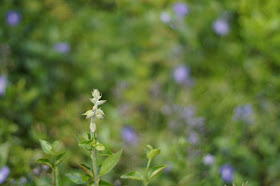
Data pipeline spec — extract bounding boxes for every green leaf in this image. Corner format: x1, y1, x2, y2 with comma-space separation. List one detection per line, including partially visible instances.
98, 150, 113, 157
52, 141, 59, 150
78, 163, 93, 178
147, 149, 160, 160
66, 173, 90, 184
36, 159, 53, 169
78, 140, 92, 151
95, 142, 105, 151
144, 145, 153, 155
148, 165, 167, 180
100, 180, 113, 186
39, 139, 54, 155
55, 152, 68, 166
120, 171, 145, 181
99, 150, 122, 178
76, 134, 87, 143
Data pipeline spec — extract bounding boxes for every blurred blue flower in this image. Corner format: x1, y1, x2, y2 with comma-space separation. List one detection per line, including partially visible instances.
212, 18, 229, 36
219, 164, 234, 183
172, 2, 189, 18
0, 166, 10, 184
173, 65, 191, 85
5, 10, 21, 26
160, 12, 171, 23
32, 167, 40, 175
0, 75, 7, 96
203, 154, 214, 165
121, 126, 138, 145
53, 42, 70, 54
233, 104, 253, 123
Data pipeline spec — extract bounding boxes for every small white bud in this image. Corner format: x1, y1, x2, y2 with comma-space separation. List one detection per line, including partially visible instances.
96, 108, 105, 120
82, 110, 94, 119
97, 100, 106, 106
90, 123, 96, 133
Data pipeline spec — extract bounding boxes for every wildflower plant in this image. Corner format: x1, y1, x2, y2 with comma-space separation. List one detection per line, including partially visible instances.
121, 145, 167, 186
66, 89, 122, 186
36, 140, 68, 186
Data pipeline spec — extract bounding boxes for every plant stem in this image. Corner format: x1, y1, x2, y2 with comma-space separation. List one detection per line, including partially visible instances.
91, 114, 99, 186
52, 166, 60, 186
145, 159, 151, 185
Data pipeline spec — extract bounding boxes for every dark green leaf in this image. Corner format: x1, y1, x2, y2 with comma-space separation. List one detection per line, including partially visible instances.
36, 159, 53, 169
55, 151, 68, 166
78, 163, 93, 178
100, 180, 113, 186
148, 165, 167, 180
121, 171, 145, 181
66, 173, 89, 184
99, 150, 122, 177
147, 149, 160, 160
40, 139, 55, 155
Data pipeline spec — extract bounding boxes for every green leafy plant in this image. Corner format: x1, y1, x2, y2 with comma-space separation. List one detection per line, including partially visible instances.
66, 89, 122, 186
121, 145, 167, 186
37, 140, 68, 186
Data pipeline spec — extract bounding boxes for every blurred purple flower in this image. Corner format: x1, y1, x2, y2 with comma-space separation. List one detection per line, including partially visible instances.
160, 12, 171, 23
212, 18, 229, 36
53, 42, 70, 54
172, 2, 189, 18
0, 166, 10, 184
188, 132, 199, 144
121, 126, 138, 145
203, 154, 214, 165
219, 164, 234, 183
19, 177, 27, 185
41, 165, 49, 171
233, 104, 253, 123
33, 167, 40, 175
0, 75, 7, 96
173, 65, 191, 85
5, 10, 21, 26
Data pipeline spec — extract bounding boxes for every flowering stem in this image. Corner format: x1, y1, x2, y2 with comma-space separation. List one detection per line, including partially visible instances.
90, 114, 99, 186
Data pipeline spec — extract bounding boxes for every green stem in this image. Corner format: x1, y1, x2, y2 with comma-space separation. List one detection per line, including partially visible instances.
52, 166, 60, 186
145, 159, 151, 185
91, 113, 99, 186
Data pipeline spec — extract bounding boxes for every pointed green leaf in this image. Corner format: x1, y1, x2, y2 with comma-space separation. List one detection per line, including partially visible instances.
120, 171, 145, 181
99, 150, 122, 178
78, 140, 92, 151
55, 152, 68, 166
100, 180, 113, 186
66, 173, 90, 184
144, 145, 153, 155
95, 142, 105, 151
148, 165, 167, 180
147, 149, 160, 160
36, 158, 53, 169
52, 141, 59, 150
39, 139, 54, 155
76, 134, 87, 143
78, 163, 93, 178
98, 150, 113, 157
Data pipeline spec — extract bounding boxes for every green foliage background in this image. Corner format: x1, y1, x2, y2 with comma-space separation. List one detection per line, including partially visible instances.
1, 0, 280, 185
